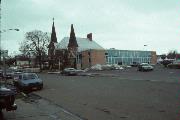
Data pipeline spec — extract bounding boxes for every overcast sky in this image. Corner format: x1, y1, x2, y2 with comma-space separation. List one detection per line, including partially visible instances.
1, 0, 180, 55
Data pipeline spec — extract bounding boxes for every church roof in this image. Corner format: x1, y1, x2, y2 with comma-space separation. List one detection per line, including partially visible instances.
56, 37, 104, 52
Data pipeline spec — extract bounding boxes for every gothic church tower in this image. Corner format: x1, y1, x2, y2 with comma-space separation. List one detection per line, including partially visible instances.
67, 24, 78, 68
48, 18, 57, 69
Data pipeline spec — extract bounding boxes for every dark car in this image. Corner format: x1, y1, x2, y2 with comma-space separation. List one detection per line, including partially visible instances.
0, 84, 17, 111
0, 70, 3, 79
130, 62, 139, 67
167, 60, 180, 69
137, 63, 154, 71
13, 73, 43, 93
4, 69, 14, 79
160, 60, 172, 67
61, 68, 79, 76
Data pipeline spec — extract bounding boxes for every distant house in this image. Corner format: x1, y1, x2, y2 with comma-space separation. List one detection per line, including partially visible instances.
15, 56, 30, 67
15, 54, 38, 68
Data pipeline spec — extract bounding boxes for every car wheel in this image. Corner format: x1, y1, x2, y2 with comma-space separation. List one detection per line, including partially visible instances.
39, 85, 43, 90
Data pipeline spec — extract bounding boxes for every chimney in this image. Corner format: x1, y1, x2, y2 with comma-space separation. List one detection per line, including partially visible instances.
87, 33, 92, 41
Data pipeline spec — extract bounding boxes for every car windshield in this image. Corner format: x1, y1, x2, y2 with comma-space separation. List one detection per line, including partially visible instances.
141, 64, 149, 66
6, 69, 13, 73
23, 74, 38, 80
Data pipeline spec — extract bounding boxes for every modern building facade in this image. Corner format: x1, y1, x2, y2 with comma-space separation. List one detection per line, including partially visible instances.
106, 49, 157, 65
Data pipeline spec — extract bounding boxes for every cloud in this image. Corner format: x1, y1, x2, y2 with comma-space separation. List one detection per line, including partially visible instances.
1, 0, 180, 55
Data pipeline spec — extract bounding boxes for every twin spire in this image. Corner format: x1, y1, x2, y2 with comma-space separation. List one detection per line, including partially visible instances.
51, 18, 57, 43
68, 24, 78, 48
49, 18, 78, 49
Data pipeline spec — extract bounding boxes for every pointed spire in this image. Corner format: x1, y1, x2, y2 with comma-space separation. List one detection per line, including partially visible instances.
48, 18, 57, 49
51, 18, 57, 43
68, 24, 78, 48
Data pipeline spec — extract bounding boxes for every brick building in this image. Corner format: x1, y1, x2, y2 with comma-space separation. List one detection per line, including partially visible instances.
56, 32, 106, 69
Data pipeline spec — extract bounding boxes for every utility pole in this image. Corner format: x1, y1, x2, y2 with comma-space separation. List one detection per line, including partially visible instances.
0, 0, 19, 84
0, 0, 6, 84
0, 0, 1, 86
0, 0, 2, 64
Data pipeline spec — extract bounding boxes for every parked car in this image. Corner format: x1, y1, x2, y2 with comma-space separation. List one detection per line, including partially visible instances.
167, 60, 180, 69
13, 71, 23, 87
0, 84, 17, 111
5, 69, 14, 79
130, 62, 139, 67
13, 73, 43, 93
0, 69, 14, 79
0, 70, 3, 79
160, 60, 173, 67
137, 63, 154, 71
61, 68, 79, 76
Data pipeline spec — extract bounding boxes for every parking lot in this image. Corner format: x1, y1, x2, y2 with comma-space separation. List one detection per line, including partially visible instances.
1, 65, 180, 120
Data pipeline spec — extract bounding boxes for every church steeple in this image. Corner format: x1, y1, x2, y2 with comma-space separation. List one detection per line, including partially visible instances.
51, 18, 57, 43
67, 24, 78, 69
48, 18, 58, 70
68, 24, 78, 48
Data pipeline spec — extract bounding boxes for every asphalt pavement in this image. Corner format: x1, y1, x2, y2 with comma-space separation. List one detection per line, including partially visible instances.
2, 65, 180, 120
35, 65, 180, 120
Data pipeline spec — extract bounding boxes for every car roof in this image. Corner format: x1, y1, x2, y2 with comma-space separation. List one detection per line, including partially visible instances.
65, 68, 76, 70
140, 63, 149, 65
15, 72, 37, 76
23, 73, 37, 75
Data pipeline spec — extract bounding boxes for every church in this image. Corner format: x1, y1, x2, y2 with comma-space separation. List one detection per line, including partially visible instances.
48, 19, 106, 70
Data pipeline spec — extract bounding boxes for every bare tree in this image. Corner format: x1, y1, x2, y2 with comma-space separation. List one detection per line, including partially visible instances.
19, 30, 50, 69
167, 50, 177, 59
161, 54, 166, 60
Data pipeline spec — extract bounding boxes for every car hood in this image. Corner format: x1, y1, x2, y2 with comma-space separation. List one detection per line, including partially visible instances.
0, 86, 16, 96
21, 79, 43, 85
142, 66, 153, 68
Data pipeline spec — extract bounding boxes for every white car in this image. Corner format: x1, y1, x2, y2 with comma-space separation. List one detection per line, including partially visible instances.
61, 68, 79, 76
137, 63, 154, 71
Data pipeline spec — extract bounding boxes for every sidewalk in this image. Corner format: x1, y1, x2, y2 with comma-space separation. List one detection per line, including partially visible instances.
2, 94, 83, 120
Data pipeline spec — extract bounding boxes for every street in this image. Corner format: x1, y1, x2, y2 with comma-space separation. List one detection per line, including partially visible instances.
2, 65, 180, 120
2, 0, 179, 120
